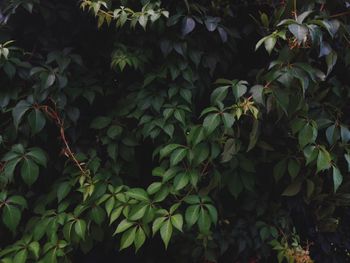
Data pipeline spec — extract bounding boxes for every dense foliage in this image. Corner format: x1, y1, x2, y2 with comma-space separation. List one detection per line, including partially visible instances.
1, 0, 350, 262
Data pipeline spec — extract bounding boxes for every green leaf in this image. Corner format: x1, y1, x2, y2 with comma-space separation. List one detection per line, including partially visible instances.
282, 180, 302, 196
159, 144, 182, 160
128, 203, 148, 221
147, 182, 162, 195
173, 173, 189, 191
160, 219, 172, 249
57, 182, 72, 202
170, 214, 183, 232
273, 159, 287, 181
114, 219, 134, 235
288, 24, 309, 43
90, 116, 112, 129
20, 158, 39, 186
13, 249, 27, 263
317, 148, 332, 172
288, 159, 300, 179
298, 123, 317, 148
221, 113, 235, 128
203, 113, 220, 135
232, 81, 248, 100
74, 219, 87, 240
326, 51, 337, 76
205, 204, 218, 225
91, 206, 106, 225
332, 166, 343, 193
12, 100, 32, 129
126, 188, 149, 202
27, 148, 47, 167
152, 216, 166, 235
170, 148, 187, 166
185, 205, 200, 227
3, 204, 21, 232
107, 125, 123, 139
264, 36, 277, 55
120, 227, 136, 250
304, 146, 318, 165
345, 154, 350, 172
28, 109, 46, 134
198, 208, 211, 234
28, 241, 40, 259
134, 227, 146, 251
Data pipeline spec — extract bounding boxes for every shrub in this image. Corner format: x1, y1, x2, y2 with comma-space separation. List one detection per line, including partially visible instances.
0, 0, 350, 262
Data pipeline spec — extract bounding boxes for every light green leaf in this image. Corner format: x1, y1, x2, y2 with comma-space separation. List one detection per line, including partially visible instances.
120, 227, 136, 250
170, 214, 183, 232
74, 219, 86, 240
134, 227, 146, 251
185, 205, 200, 227
160, 219, 172, 249
170, 148, 187, 166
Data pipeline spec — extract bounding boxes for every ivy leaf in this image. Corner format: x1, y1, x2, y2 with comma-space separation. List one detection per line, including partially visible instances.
27, 147, 47, 167
57, 181, 72, 202
173, 173, 189, 191
90, 116, 112, 129
185, 205, 200, 227
340, 125, 350, 143
20, 158, 39, 186
170, 148, 187, 166
160, 219, 172, 249
28, 109, 46, 134
134, 227, 146, 251
13, 249, 28, 263
171, 214, 183, 232
159, 144, 182, 160
2, 204, 21, 232
74, 219, 86, 240
182, 16, 195, 35
317, 148, 332, 172
282, 180, 302, 196
152, 216, 166, 235
126, 188, 149, 202
12, 100, 32, 129
298, 123, 317, 148
326, 51, 337, 76
264, 36, 277, 55
120, 227, 136, 250
198, 208, 211, 234
345, 154, 350, 172
332, 166, 343, 193
203, 113, 220, 135
28, 241, 40, 259
288, 24, 309, 43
